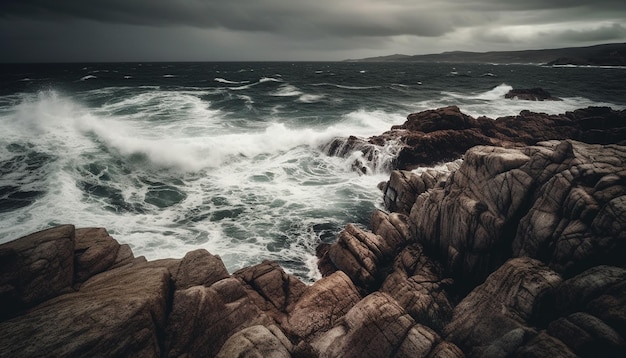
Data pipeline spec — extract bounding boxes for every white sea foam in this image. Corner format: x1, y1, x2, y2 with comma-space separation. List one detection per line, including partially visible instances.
270, 84, 303, 97
80, 75, 97, 81
311, 83, 381, 90
214, 77, 249, 84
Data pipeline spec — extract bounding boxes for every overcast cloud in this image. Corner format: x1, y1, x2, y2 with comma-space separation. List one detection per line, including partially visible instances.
1, 0, 625, 62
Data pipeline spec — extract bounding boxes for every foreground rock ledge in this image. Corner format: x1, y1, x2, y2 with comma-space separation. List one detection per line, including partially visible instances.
1, 141, 625, 355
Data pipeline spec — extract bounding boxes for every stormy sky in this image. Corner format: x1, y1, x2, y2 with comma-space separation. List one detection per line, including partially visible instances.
1, 0, 625, 62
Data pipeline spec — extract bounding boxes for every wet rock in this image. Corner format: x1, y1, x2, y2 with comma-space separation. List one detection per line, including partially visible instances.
504, 88, 562, 101
323, 106, 626, 170
0, 224, 75, 319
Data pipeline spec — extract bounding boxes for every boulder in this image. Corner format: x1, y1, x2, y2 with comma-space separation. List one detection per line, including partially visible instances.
216, 325, 293, 358
547, 312, 625, 357
310, 292, 459, 358
0, 261, 172, 357
165, 277, 274, 358
74, 227, 135, 283
323, 106, 626, 170
444, 257, 562, 354
381, 244, 453, 333
286, 271, 361, 340
326, 222, 406, 291
234, 260, 307, 324
513, 141, 626, 278
174, 248, 230, 290
0, 224, 75, 319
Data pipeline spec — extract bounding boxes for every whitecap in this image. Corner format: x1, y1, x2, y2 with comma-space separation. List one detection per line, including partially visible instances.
270, 84, 303, 97
214, 77, 249, 85
80, 75, 97, 81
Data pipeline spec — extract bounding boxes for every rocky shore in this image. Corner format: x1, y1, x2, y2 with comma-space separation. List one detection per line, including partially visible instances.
1, 106, 625, 357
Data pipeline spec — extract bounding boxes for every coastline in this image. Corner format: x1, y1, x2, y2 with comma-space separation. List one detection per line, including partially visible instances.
1, 105, 625, 357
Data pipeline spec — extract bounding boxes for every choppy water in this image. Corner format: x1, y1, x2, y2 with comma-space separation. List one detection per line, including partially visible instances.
1, 62, 624, 281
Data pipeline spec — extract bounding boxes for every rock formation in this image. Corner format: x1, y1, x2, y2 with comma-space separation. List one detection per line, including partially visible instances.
323, 106, 626, 170
504, 88, 562, 101
1, 106, 625, 357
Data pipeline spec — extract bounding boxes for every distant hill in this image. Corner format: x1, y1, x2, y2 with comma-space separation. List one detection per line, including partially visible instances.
346, 43, 626, 66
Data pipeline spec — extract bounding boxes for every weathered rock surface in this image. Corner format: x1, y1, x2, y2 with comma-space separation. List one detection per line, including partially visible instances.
324, 106, 626, 170
444, 257, 562, 355
408, 140, 626, 289
1, 106, 625, 357
0, 224, 75, 320
0, 260, 173, 357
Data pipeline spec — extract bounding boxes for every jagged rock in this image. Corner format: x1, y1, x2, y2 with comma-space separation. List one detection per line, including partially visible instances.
74, 227, 135, 284
234, 260, 307, 324
286, 271, 361, 340
310, 292, 460, 358
554, 265, 626, 315
381, 244, 453, 333
504, 88, 562, 101
547, 312, 625, 357
382, 167, 455, 215
398, 106, 479, 132
216, 325, 293, 358
444, 257, 562, 355
515, 332, 577, 358
0, 224, 75, 319
0, 260, 172, 357
410, 145, 533, 287
513, 141, 626, 278
323, 106, 626, 170
326, 221, 406, 291
370, 210, 411, 248
175, 248, 230, 290
165, 277, 274, 358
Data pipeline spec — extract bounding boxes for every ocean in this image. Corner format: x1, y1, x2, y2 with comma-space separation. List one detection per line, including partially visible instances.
1, 62, 625, 281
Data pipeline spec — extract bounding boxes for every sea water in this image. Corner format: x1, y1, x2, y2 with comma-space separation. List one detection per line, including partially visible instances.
1, 62, 624, 281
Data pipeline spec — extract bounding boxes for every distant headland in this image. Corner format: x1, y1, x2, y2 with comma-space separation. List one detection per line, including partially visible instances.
345, 42, 626, 66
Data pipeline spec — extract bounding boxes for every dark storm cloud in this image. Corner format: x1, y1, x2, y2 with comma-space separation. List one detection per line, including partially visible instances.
1, 0, 625, 61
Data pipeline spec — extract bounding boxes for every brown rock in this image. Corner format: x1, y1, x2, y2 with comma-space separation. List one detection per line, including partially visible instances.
444, 257, 562, 353
547, 312, 625, 357
381, 245, 453, 333
513, 141, 626, 277
165, 277, 274, 357
515, 332, 577, 358
310, 292, 455, 358
234, 260, 307, 323
286, 271, 361, 340
175, 248, 230, 290
0, 261, 172, 357
216, 325, 293, 358
0, 224, 75, 319
74, 227, 133, 283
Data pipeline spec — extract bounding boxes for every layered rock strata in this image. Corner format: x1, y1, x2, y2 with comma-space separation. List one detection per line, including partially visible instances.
1, 107, 625, 357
